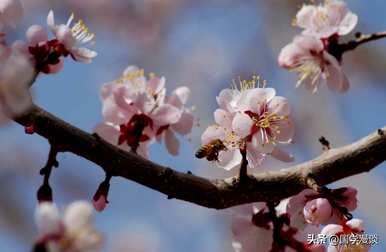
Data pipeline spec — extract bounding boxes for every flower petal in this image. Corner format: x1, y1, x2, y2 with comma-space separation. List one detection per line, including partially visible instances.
247, 88, 276, 113
268, 96, 290, 116
218, 150, 242, 171
169, 86, 190, 108
151, 104, 181, 126
171, 111, 194, 135
148, 76, 165, 96
101, 96, 128, 124
165, 129, 179, 156
274, 118, 295, 143
246, 144, 265, 168
35, 202, 61, 236
346, 218, 364, 232
47, 10, 55, 29
26, 25, 48, 45
324, 52, 349, 93
216, 88, 239, 112
71, 47, 98, 63
338, 12, 358, 36
295, 5, 316, 29
201, 125, 225, 144
271, 147, 294, 162
232, 112, 253, 138
93, 122, 119, 145
214, 108, 232, 128
63, 201, 94, 232
251, 132, 275, 154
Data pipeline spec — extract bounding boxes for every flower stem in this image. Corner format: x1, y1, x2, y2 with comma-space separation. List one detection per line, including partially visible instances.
239, 146, 249, 182
343, 31, 386, 52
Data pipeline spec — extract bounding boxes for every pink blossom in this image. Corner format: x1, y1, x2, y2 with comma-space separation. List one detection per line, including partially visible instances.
0, 46, 35, 124
200, 85, 254, 170
199, 79, 294, 170
321, 219, 369, 252
231, 205, 273, 252
0, 0, 23, 31
35, 201, 103, 252
231, 203, 322, 252
295, 0, 358, 39
333, 187, 357, 211
95, 66, 190, 157
92, 195, 107, 212
278, 35, 348, 93
285, 189, 319, 229
231, 87, 294, 161
47, 10, 97, 63
303, 198, 332, 225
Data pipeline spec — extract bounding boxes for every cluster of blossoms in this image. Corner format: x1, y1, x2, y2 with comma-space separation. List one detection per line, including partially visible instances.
0, 0, 96, 124
95, 65, 194, 158
231, 187, 368, 252
197, 76, 294, 170
278, 0, 358, 93
34, 201, 102, 252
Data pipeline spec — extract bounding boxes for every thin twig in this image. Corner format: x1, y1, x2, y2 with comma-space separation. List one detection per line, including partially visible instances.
341, 31, 386, 52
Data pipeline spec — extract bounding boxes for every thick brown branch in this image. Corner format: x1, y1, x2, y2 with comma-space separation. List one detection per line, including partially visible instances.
14, 105, 386, 209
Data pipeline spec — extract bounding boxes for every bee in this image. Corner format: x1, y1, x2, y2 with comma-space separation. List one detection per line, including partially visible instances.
195, 139, 227, 161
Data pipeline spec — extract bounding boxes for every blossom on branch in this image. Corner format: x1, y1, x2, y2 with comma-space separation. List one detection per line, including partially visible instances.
278, 35, 348, 93
34, 201, 103, 252
95, 66, 193, 157
47, 10, 97, 63
20, 9, 97, 74
231, 203, 322, 252
285, 187, 358, 228
294, 0, 358, 39
198, 76, 294, 170
279, 0, 358, 93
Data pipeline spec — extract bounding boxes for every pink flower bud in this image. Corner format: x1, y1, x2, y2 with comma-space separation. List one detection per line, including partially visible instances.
338, 187, 358, 211
92, 180, 110, 212
92, 194, 107, 212
303, 198, 332, 224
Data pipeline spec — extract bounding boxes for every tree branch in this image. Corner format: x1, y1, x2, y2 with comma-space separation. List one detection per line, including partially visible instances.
341, 31, 386, 53
14, 104, 386, 209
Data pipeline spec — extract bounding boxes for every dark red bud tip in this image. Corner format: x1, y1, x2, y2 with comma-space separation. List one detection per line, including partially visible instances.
25, 124, 35, 134
37, 183, 53, 203
92, 180, 110, 212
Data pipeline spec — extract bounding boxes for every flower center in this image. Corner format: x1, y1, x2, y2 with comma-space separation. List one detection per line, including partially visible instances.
115, 68, 146, 92
246, 110, 288, 145
255, 112, 286, 131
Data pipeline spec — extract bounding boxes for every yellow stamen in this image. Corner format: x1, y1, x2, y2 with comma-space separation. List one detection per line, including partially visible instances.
231, 74, 267, 91
70, 16, 95, 44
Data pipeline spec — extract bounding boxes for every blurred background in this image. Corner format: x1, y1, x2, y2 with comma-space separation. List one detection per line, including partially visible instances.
1, 0, 386, 251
